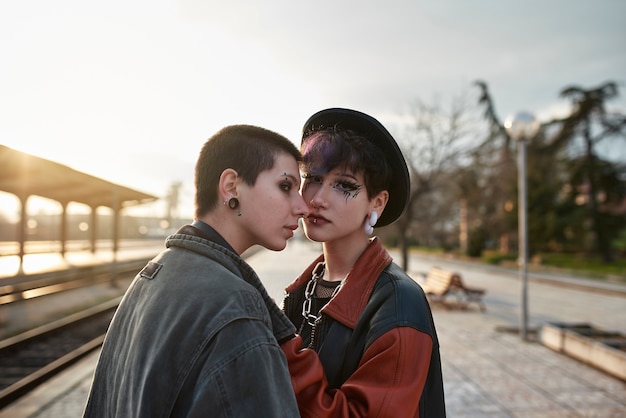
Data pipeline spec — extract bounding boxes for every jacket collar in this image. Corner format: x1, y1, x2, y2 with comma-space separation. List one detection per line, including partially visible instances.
287, 237, 392, 329
169, 225, 297, 342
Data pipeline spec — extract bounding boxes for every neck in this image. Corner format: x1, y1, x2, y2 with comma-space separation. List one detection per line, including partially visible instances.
322, 236, 372, 282
198, 212, 248, 255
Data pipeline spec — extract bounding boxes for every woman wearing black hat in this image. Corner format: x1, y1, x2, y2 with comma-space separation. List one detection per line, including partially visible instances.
280, 108, 446, 417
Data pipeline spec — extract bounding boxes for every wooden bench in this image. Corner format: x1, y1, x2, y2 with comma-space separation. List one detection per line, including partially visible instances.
418, 266, 486, 312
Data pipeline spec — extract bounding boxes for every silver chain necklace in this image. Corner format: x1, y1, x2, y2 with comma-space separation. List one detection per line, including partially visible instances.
301, 261, 344, 326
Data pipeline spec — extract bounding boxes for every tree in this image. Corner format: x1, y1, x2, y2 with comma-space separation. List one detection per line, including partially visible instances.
393, 95, 475, 271
394, 80, 626, 267
548, 82, 626, 262
469, 80, 519, 256
473, 80, 626, 262
472, 81, 570, 258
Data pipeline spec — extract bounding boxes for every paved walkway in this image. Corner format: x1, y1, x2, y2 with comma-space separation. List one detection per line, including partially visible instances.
1, 239, 625, 417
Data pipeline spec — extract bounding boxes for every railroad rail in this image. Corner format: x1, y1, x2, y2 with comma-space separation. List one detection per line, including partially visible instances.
0, 242, 257, 409
0, 259, 148, 306
0, 256, 152, 409
0, 298, 121, 409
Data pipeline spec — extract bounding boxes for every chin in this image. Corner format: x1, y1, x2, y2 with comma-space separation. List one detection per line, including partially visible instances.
304, 231, 323, 243
266, 241, 287, 252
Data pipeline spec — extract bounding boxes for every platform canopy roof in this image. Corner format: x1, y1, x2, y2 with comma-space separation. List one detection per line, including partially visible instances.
0, 144, 158, 209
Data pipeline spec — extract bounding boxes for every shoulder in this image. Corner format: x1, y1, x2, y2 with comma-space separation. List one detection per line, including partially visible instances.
366, 262, 435, 336
148, 248, 268, 322
376, 262, 428, 302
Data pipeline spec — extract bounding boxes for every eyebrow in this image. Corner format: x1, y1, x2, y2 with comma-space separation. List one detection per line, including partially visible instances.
335, 171, 359, 180
301, 170, 359, 181
282, 172, 301, 184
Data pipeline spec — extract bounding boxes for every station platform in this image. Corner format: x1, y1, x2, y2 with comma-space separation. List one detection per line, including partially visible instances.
0, 240, 165, 339
0, 239, 166, 279
1, 239, 625, 417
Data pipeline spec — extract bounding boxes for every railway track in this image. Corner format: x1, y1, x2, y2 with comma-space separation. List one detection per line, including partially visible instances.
0, 297, 120, 409
0, 258, 150, 410
0, 258, 149, 411
0, 244, 259, 410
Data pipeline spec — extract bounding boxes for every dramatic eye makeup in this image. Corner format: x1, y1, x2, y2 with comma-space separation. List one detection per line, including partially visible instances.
302, 173, 362, 201
334, 179, 362, 201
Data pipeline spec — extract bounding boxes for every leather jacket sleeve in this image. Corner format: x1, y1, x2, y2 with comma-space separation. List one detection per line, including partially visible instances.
281, 326, 433, 418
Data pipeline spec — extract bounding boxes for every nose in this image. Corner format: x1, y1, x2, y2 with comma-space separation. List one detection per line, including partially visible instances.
307, 183, 330, 210
309, 195, 326, 210
294, 193, 309, 218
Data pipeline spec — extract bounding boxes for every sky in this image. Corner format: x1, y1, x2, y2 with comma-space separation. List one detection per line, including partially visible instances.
1, 0, 625, 220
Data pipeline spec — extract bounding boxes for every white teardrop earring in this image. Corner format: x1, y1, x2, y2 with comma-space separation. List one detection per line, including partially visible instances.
364, 211, 378, 235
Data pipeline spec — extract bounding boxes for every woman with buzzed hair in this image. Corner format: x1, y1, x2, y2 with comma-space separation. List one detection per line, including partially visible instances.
84, 124, 308, 417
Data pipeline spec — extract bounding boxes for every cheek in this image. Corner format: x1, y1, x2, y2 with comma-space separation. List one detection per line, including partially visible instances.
258, 193, 291, 219
301, 185, 315, 202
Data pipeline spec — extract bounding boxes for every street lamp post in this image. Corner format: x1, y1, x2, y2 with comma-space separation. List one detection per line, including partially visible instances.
504, 111, 540, 341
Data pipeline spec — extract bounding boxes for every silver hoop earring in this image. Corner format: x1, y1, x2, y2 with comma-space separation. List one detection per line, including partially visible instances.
364, 211, 378, 235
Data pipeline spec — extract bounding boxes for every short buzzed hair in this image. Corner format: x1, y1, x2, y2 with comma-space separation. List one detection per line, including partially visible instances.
194, 125, 301, 218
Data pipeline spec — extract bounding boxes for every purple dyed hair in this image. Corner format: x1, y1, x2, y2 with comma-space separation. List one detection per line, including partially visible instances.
301, 127, 392, 199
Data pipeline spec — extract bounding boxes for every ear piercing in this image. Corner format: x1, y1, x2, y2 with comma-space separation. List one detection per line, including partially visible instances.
226, 197, 242, 216
364, 211, 378, 235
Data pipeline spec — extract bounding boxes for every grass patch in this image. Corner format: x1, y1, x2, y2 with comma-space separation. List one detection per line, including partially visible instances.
538, 253, 626, 280
408, 246, 625, 282
481, 250, 517, 265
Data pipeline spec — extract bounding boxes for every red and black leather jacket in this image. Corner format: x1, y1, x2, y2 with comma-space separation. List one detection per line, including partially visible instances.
281, 238, 446, 417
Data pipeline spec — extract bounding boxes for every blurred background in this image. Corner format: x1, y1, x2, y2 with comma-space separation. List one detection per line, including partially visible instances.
1, 3, 625, 414
1, 0, 625, 276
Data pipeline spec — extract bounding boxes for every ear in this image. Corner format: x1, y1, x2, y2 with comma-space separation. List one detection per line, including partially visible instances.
370, 190, 389, 217
218, 168, 239, 201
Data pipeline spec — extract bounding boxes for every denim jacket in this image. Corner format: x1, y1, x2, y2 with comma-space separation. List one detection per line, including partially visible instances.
83, 226, 299, 417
